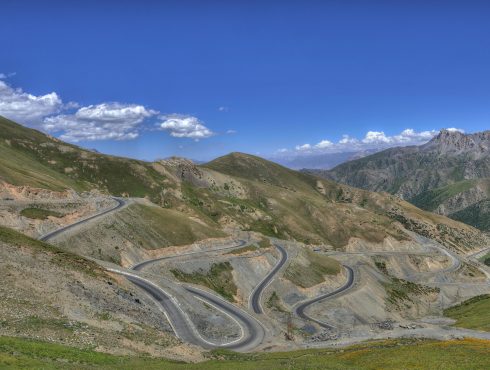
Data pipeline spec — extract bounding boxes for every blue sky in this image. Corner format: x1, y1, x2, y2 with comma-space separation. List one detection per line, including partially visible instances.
1, 0, 489, 161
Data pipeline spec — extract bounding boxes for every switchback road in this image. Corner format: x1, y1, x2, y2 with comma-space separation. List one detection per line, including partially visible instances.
294, 265, 355, 329
250, 244, 288, 314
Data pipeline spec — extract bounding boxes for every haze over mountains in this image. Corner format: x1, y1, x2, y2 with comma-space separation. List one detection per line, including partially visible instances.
271, 149, 380, 170
307, 129, 490, 231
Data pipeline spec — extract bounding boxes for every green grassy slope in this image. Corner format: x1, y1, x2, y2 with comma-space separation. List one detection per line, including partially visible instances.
20, 207, 62, 220
0, 225, 105, 277
450, 200, 490, 231
411, 180, 480, 211
204, 152, 317, 191
411, 179, 490, 231
202, 152, 408, 247
0, 139, 87, 191
56, 201, 226, 263
444, 295, 490, 331
0, 116, 171, 201
1, 336, 490, 370
284, 249, 341, 288
171, 262, 237, 302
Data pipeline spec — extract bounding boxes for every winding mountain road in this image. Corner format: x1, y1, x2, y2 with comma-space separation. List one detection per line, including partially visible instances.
132, 239, 247, 271
250, 244, 288, 314
107, 268, 265, 351
127, 240, 266, 351
185, 285, 264, 350
38, 197, 264, 351
39, 197, 126, 241
294, 265, 355, 329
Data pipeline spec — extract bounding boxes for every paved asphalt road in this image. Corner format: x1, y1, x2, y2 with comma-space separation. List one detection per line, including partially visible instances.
36, 197, 261, 349
295, 265, 355, 329
132, 240, 247, 271
128, 240, 265, 351
35, 199, 286, 351
124, 274, 211, 348
185, 286, 265, 350
250, 244, 288, 314
39, 197, 126, 241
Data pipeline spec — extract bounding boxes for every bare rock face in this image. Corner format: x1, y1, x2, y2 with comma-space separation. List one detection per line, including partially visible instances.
312, 130, 490, 230
424, 129, 490, 156
157, 157, 209, 187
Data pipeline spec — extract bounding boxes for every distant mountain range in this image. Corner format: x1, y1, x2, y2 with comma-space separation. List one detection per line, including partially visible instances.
272, 149, 380, 170
306, 129, 490, 231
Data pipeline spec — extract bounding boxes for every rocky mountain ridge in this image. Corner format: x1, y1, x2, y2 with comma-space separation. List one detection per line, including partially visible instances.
307, 129, 490, 230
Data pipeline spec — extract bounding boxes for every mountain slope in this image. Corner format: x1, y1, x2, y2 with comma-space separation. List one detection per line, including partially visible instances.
0, 225, 178, 354
203, 152, 488, 253
0, 116, 172, 201
1, 117, 488, 254
309, 130, 490, 230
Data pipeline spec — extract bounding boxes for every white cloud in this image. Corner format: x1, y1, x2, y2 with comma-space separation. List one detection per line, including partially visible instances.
339, 134, 358, 144
446, 127, 465, 133
362, 131, 391, 144
43, 103, 157, 142
281, 127, 464, 157
314, 139, 333, 149
295, 143, 312, 151
158, 114, 214, 140
0, 80, 63, 123
218, 106, 229, 112
361, 129, 438, 145
226, 129, 237, 134
1, 78, 221, 143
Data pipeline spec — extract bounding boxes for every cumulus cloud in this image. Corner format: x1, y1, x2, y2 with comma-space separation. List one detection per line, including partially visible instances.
295, 143, 312, 151
158, 114, 214, 140
281, 127, 462, 157
0, 80, 63, 123
0, 79, 219, 143
339, 134, 358, 144
314, 139, 333, 149
446, 127, 465, 133
43, 103, 157, 142
362, 131, 391, 144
